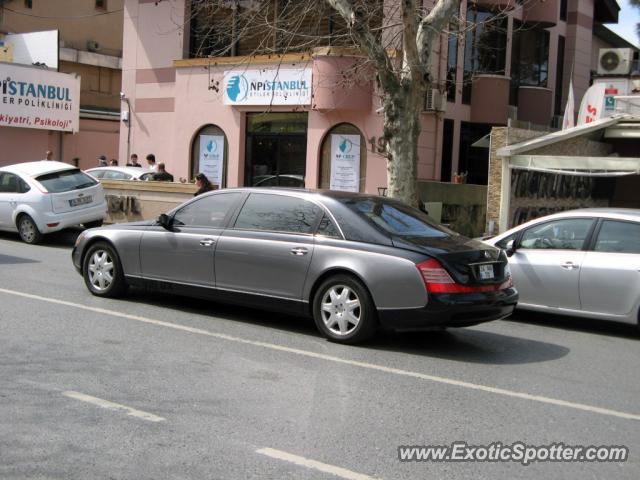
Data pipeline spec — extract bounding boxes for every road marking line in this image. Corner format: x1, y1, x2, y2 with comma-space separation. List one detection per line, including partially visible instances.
1, 287, 639, 422
62, 390, 165, 423
257, 447, 377, 480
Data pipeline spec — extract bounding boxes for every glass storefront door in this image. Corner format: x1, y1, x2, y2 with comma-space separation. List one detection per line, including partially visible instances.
245, 113, 308, 188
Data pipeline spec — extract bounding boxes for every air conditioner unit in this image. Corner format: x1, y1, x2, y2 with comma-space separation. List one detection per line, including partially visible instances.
597, 48, 633, 75
424, 89, 446, 112
87, 40, 101, 53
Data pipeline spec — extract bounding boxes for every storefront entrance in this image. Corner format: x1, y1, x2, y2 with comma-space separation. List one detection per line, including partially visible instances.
245, 113, 308, 188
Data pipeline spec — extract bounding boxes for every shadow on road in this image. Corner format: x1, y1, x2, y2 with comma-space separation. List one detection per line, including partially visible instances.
366, 329, 571, 365
0, 228, 82, 249
507, 311, 639, 340
122, 288, 571, 365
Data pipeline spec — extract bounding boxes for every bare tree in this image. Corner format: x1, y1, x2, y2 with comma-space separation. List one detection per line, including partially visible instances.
188, 0, 460, 206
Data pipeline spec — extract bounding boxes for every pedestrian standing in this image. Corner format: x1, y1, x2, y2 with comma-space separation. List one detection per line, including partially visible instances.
146, 153, 158, 172
152, 163, 174, 182
194, 173, 214, 196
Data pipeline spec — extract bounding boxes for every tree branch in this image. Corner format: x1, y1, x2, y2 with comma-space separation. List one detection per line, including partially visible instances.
416, 0, 460, 70
401, 0, 420, 83
324, 0, 399, 92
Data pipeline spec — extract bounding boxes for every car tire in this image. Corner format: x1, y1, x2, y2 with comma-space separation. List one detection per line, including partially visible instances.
312, 274, 378, 344
82, 241, 126, 298
84, 220, 104, 229
17, 214, 43, 244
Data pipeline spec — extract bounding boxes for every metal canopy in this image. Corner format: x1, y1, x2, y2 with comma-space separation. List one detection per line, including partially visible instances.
510, 155, 640, 177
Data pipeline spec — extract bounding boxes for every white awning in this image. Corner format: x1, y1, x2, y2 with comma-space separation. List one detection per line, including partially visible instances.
510, 155, 640, 177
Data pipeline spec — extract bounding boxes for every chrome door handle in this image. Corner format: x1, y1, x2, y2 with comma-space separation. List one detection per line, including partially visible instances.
560, 261, 578, 270
199, 238, 216, 247
290, 247, 308, 256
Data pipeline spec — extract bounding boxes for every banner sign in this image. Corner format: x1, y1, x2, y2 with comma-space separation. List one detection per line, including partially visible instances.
329, 134, 360, 192
223, 68, 312, 106
199, 134, 225, 187
577, 83, 606, 125
0, 62, 80, 132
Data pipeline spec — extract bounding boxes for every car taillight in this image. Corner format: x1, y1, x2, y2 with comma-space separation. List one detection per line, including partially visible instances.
416, 258, 513, 294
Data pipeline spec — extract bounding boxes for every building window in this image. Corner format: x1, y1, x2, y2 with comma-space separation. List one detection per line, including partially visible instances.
554, 35, 566, 116
95, 0, 106, 9
560, 0, 568, 22
446, 23, 458, 102
319, 123, 367, 193
190, 124, 228, 187
24, 0, 33, 8
188, 0, 380, 58
462, 7, 508, 104
510, 22, 550, 105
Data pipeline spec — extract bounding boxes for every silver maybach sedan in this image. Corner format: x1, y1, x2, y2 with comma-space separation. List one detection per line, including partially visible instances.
72, 189, 517, 344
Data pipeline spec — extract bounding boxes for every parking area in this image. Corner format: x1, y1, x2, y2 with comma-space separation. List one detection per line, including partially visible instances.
0, 230, 638, 479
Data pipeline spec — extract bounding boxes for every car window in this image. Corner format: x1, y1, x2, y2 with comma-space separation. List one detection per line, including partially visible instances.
495, 233, 516, 249
89, 170, 106, 179
594, 220, 640, 254
17, 177, 31, 193
316, 214, 342, 239
234, 193, 321, 234
340, 197, 451, 238
0, 172, 19, 193
36, 169, 97, 193
103, 171, 130, 180
173, 192, 241, 228
520, 218, 593, 250
140, 173, 154, 181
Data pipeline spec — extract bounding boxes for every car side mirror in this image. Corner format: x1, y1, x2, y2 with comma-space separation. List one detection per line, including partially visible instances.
157, 213, 173, 231
505, 239, 517, 257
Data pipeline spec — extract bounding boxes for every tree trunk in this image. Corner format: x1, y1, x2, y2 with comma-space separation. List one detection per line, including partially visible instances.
383, 86, 423, 208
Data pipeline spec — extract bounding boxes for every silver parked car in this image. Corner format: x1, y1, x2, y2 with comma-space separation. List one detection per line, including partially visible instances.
85, 166, 155, 181
484, 209, 640, 326
72, 189, 517, 344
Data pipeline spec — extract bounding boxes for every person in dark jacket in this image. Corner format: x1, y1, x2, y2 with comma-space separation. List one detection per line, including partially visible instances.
194, 173, 214, 196
152, 163, 174, 182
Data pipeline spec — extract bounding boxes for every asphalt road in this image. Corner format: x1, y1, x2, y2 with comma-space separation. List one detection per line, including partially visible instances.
0, 229, 638, 479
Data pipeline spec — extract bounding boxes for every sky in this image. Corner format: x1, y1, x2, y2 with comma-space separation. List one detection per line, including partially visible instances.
607, 0, 640, 47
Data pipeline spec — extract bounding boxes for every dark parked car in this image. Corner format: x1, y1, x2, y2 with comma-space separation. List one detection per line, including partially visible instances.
72, 189, 517, 344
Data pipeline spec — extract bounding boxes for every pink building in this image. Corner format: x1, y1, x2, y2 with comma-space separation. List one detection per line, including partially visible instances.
120, 0, 624, 191
0, 0, 123, 170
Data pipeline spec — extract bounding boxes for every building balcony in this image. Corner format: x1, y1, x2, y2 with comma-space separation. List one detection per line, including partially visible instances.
522, 0, 559, 28
311, 54, 372, 111
517, 86, 553, 126
470, 74, 510, 125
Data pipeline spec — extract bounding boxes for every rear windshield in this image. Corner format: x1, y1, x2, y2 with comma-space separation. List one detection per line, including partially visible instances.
340, 197, 454, 238
36, 169, 98, 193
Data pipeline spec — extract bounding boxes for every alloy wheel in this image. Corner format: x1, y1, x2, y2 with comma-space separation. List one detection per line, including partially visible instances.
320, 285, 361, 336
87, 250, 115, 292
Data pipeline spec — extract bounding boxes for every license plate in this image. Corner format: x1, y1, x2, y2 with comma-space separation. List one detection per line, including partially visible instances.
479, 264, 494, 280
69, 195, 92, 207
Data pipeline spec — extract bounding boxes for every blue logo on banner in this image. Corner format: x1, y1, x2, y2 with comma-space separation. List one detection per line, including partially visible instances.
227, 75, 248, 102
339, 138, 353, 154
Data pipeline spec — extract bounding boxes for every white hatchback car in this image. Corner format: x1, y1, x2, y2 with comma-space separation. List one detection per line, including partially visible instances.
0, 161, 106, 244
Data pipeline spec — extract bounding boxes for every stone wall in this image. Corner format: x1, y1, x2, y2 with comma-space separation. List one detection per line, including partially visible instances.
486, 127, 618, 233
486, 127, 542, 233
101, 180, 197, 224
